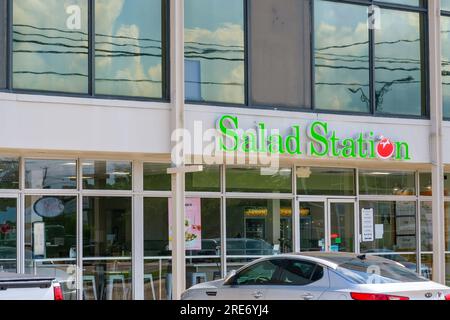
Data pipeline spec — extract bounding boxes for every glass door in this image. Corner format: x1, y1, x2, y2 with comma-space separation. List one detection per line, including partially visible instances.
298, 198, 356, 253
327, 200, 357, 253
0, 195, 18, 272
299, 199, 326, 252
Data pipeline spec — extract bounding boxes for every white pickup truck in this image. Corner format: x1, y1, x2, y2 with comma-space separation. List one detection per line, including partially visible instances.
0, 272, 63, 300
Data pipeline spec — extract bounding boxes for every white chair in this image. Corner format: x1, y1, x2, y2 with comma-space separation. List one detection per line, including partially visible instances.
144, 274, 156, 300
82, 275, 98, 300
103, 274, 126, 300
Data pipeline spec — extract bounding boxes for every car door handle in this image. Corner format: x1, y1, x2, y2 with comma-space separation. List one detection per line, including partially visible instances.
253, 291, 264, 299
301, 293, 315, 300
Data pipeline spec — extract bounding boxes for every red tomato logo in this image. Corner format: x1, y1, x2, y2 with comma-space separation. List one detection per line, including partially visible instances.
376, 137, 395, 159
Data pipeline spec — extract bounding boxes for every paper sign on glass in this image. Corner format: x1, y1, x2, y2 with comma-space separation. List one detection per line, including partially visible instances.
375, 224, 384, 239
361, 208, 374, 242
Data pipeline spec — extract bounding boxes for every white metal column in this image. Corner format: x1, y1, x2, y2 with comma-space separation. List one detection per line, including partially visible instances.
429, 0, 446, 284
132, 161, 144, 300
170, 0, 186, 300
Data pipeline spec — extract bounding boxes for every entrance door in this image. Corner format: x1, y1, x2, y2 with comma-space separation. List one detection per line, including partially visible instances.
298, 199, 356, 253
0, 195, 18, 272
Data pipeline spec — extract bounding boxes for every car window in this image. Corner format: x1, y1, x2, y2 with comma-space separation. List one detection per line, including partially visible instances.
278, 260, 324, 285
336, 259, 428, 284
233, 260, 280, 285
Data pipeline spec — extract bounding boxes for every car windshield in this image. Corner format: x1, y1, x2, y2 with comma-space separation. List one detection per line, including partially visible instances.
334, 257, 428, 284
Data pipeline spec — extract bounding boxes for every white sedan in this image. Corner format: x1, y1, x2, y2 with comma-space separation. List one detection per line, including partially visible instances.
181, 252, 450, 300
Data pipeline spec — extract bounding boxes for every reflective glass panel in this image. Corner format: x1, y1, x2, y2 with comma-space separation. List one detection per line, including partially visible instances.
359, 171, 415, 195
13, 0, 88, 93
360, 201, 417, 253
297, 167, 355, 196
0, 198, 17, 272
420, 201, 432, 251
442, 16, 450, 118
226, 167, 292, 193
300, 202, 325, 252
0, 0, 6, 89
95, 0, 164, 98
374, 9, 425, 116
82, 160, 132, 190
226, 199, 293, 256
314, 1, 370, 112
185, 0, 245, 104
82, 197, 132, 300
24, 195, 77, 300
143, 163, 171, 191
186, 166, 220, 192
25, 159, 77, 189
0, 158, 19, 189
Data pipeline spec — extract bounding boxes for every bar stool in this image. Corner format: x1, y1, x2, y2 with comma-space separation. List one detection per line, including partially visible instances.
190, 272, 207, 287
82, 275, 97, 300
103, 274, 126, 300
165, 273, 172, 300
144, 274, 156, 300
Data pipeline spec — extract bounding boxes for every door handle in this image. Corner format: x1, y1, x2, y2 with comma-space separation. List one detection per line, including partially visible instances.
301, 293, 315, 300
253, 291, 263, 299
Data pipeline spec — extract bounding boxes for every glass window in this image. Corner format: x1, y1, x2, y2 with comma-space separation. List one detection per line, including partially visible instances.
314, 1, 370, 113
335, 256, 426, 284
278, 260, 323, 286
186, 166, 220, 192
442, 16, 450, 118
419, 172, 450, 196
83, 197, 132, 300
184, 0, 245, 104
297, 167, 355, 196
144, 197, 169, 257
82, 160, 132, 190
374, 9, 425, 116
442, 0, 450, 12
0, 198, 17, 273
0, 0, 6, 89
25, 159, 77, 189
226, 167, 292, 193
0, 158, 19, 189
420, 202, 432, 251
226, 199, 293, 256
95, 0, 164, 98
359, 171, 415, 195
24, 195, 77, 300
231, 260, 280, 285
360, 201, 416, 253
421, 254, 432, 280
13, 0, 88, 93
250, 0, 311, 108
144, 163, 171, 191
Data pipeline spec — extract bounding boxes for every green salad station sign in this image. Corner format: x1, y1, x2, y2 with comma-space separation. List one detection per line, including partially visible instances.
216, 115, 411, 161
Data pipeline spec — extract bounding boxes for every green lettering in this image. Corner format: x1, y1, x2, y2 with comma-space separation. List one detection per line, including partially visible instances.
342, 138, 356, 158
218, 115, 239, 152
395, 141, 411, 160
330, 131, 341, 157
285, 126, 302, 155
268, 134, 285, 154
309, 121, 328, 157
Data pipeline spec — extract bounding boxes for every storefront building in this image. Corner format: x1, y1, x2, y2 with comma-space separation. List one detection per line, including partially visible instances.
1, 0, 450, 300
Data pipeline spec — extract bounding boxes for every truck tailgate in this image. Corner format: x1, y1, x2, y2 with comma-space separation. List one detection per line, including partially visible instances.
0, 273, 55, 300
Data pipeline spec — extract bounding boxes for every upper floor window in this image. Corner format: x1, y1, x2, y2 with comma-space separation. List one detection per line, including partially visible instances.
94, 0, 164, 98
442, 3, 450, 119
314, 0, 426, 116
13, 0, 89, 93
184, 0, 245, 104
10, 0, 167, 99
